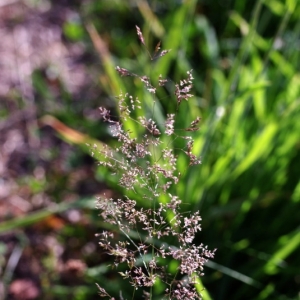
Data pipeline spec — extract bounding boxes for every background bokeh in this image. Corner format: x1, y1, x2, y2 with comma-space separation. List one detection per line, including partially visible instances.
1, 0, 300, 299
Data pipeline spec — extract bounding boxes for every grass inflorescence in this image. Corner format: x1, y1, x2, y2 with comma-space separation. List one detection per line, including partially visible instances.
93, 26, 215, 300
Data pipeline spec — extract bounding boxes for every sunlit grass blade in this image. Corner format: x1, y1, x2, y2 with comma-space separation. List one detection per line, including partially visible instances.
0, 198, 94, 234
194, 275, 213, 300
39, 115, 107, 162
232, 122, 278, 178
264, 229, 300, 275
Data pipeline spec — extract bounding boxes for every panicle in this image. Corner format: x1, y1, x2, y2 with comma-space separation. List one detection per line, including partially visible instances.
94, 25, 214, 300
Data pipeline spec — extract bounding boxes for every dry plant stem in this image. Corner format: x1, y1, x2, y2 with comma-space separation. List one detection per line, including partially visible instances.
95, 26, 216, 300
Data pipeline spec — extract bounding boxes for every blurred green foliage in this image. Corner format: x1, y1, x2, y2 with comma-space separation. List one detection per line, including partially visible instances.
2, 0, 300, 299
